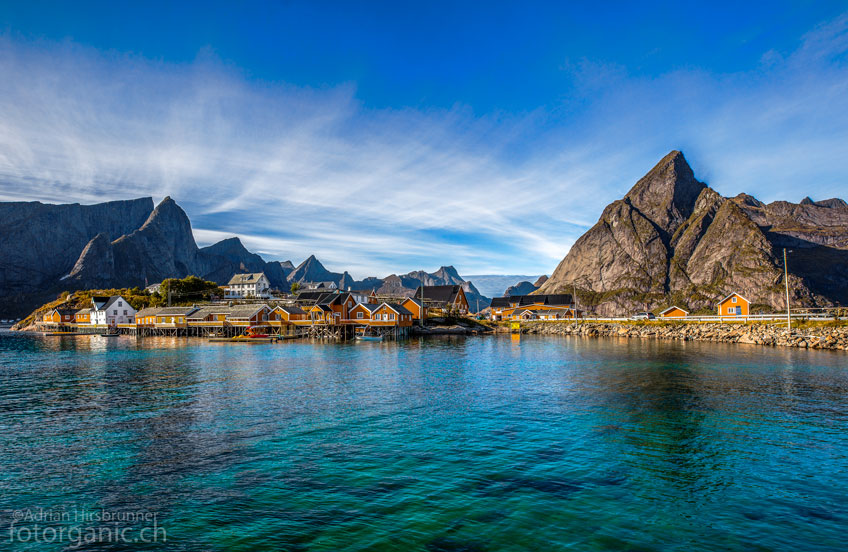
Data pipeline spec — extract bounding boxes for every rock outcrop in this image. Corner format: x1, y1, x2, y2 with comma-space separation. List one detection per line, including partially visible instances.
537, 151, 848, 315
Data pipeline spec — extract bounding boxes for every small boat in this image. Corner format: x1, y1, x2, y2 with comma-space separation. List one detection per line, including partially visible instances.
97, 333, 120, 338
356, 335, 383, 342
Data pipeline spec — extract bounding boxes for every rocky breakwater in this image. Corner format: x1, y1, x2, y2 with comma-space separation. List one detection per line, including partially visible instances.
518, 322, 848, 351
411, 317, 494, 336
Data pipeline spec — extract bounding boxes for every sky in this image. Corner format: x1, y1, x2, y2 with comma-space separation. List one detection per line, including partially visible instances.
1, 2, 847, 279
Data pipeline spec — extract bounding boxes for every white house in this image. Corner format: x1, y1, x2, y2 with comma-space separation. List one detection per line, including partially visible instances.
226, 273, 271, 299
91, 296, 137, 326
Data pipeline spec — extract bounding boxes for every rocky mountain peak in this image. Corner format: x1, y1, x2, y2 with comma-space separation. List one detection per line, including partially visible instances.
624, 150, 706, 234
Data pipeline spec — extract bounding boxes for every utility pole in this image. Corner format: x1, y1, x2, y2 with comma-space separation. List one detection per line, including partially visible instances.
168, 289, 172, 307
784, 248, 791, 331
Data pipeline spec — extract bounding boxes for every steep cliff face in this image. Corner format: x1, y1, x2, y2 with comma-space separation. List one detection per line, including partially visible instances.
537, 151, 848, 315
0, 197, 154, 316
110, 197, 200, 286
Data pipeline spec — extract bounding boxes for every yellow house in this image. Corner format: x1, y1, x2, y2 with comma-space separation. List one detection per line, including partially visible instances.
659, 306, 688, 318
717, 293, 750, 317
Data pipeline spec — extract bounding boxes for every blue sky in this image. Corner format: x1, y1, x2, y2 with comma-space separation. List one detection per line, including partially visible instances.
1, 2, 847, 278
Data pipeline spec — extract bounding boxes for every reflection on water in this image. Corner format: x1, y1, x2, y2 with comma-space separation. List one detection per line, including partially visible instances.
0, 332, 847, 551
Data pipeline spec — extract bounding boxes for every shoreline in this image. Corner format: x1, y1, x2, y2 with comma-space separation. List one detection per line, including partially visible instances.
502, 321, 848, 351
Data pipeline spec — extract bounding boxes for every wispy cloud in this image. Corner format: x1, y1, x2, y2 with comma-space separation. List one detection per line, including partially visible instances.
1, 14, 847, 278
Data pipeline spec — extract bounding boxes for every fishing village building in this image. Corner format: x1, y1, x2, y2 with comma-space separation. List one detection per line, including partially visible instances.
718, 293, 750, 317
226, 273, 271, 299
660, 306, 688, 318
412, 285, 470, 315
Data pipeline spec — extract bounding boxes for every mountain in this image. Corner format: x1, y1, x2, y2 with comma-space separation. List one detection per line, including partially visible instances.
505, 281, 540, 296
537, 150, 848, 315
464, 275, 543, 298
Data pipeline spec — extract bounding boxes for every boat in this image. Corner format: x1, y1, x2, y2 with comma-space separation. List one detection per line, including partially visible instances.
356, 335, 383, 342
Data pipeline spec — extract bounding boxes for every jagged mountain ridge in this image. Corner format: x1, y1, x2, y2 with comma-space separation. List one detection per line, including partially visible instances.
0, 195, 490, 316
287, 256, 490, 309
537, 150, 848, 315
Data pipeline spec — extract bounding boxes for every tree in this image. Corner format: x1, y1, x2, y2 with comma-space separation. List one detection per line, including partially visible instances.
290, 282, 300, 294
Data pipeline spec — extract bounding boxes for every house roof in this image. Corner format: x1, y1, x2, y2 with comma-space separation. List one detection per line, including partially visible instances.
227, 304, 269, 319
273, 305, 306, 315
385, 303, 413, 315
156, 306, 199, 316
413, 285, 464, 305
717, 292, 750, 305
295, 291, 337, 303
660, 306, 688, 315
311, 304, 333, 312
136, 307, 162, 317
75, 308, 92, 314
227, 273, 267, 285
94, 296, 129, 312
187, 306, 231, 320
490, 297, 510, 308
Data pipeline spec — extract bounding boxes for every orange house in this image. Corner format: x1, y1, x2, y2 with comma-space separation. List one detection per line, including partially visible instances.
401, 297, 425, 321
135, 308, 161, 326
660, 306, 688, 318
75, 308, 92, 324
717, 293, 750, 317
350, 302, 413, 326
42, 308, 76, 325
269, 305, 307, 323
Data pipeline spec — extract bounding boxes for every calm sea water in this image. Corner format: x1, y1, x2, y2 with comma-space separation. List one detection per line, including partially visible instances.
0, 331, 847, 551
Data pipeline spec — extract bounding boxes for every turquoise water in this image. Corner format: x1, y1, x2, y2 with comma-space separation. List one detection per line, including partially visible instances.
1, 332, 847, 551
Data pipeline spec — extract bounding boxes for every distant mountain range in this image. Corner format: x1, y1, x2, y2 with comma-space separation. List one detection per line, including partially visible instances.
0, 196, 489, 317
537, 150, 848, 315
464, 275, 544, 298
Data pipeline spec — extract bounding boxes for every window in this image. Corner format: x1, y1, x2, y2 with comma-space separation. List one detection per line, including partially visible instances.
390, 314, 395, 320
357, 312, 363, 319
732, 297, 737, 303
113, 310, 118, 315
123, 310, 127, 315
118, 301, 122, 306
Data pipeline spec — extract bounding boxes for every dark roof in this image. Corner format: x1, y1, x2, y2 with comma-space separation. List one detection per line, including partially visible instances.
501, 294, 573, 307
413, 285, 463, 304
274, 305, 306, 315
541, 294, 573, 306
490, 297, 510, 308
136, 307, 162, 317
296, 291, 338, 303
311, 304, 333, 312
55, 308, 76, 316
385, 303, 413, 315
96, 296, 130, 311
